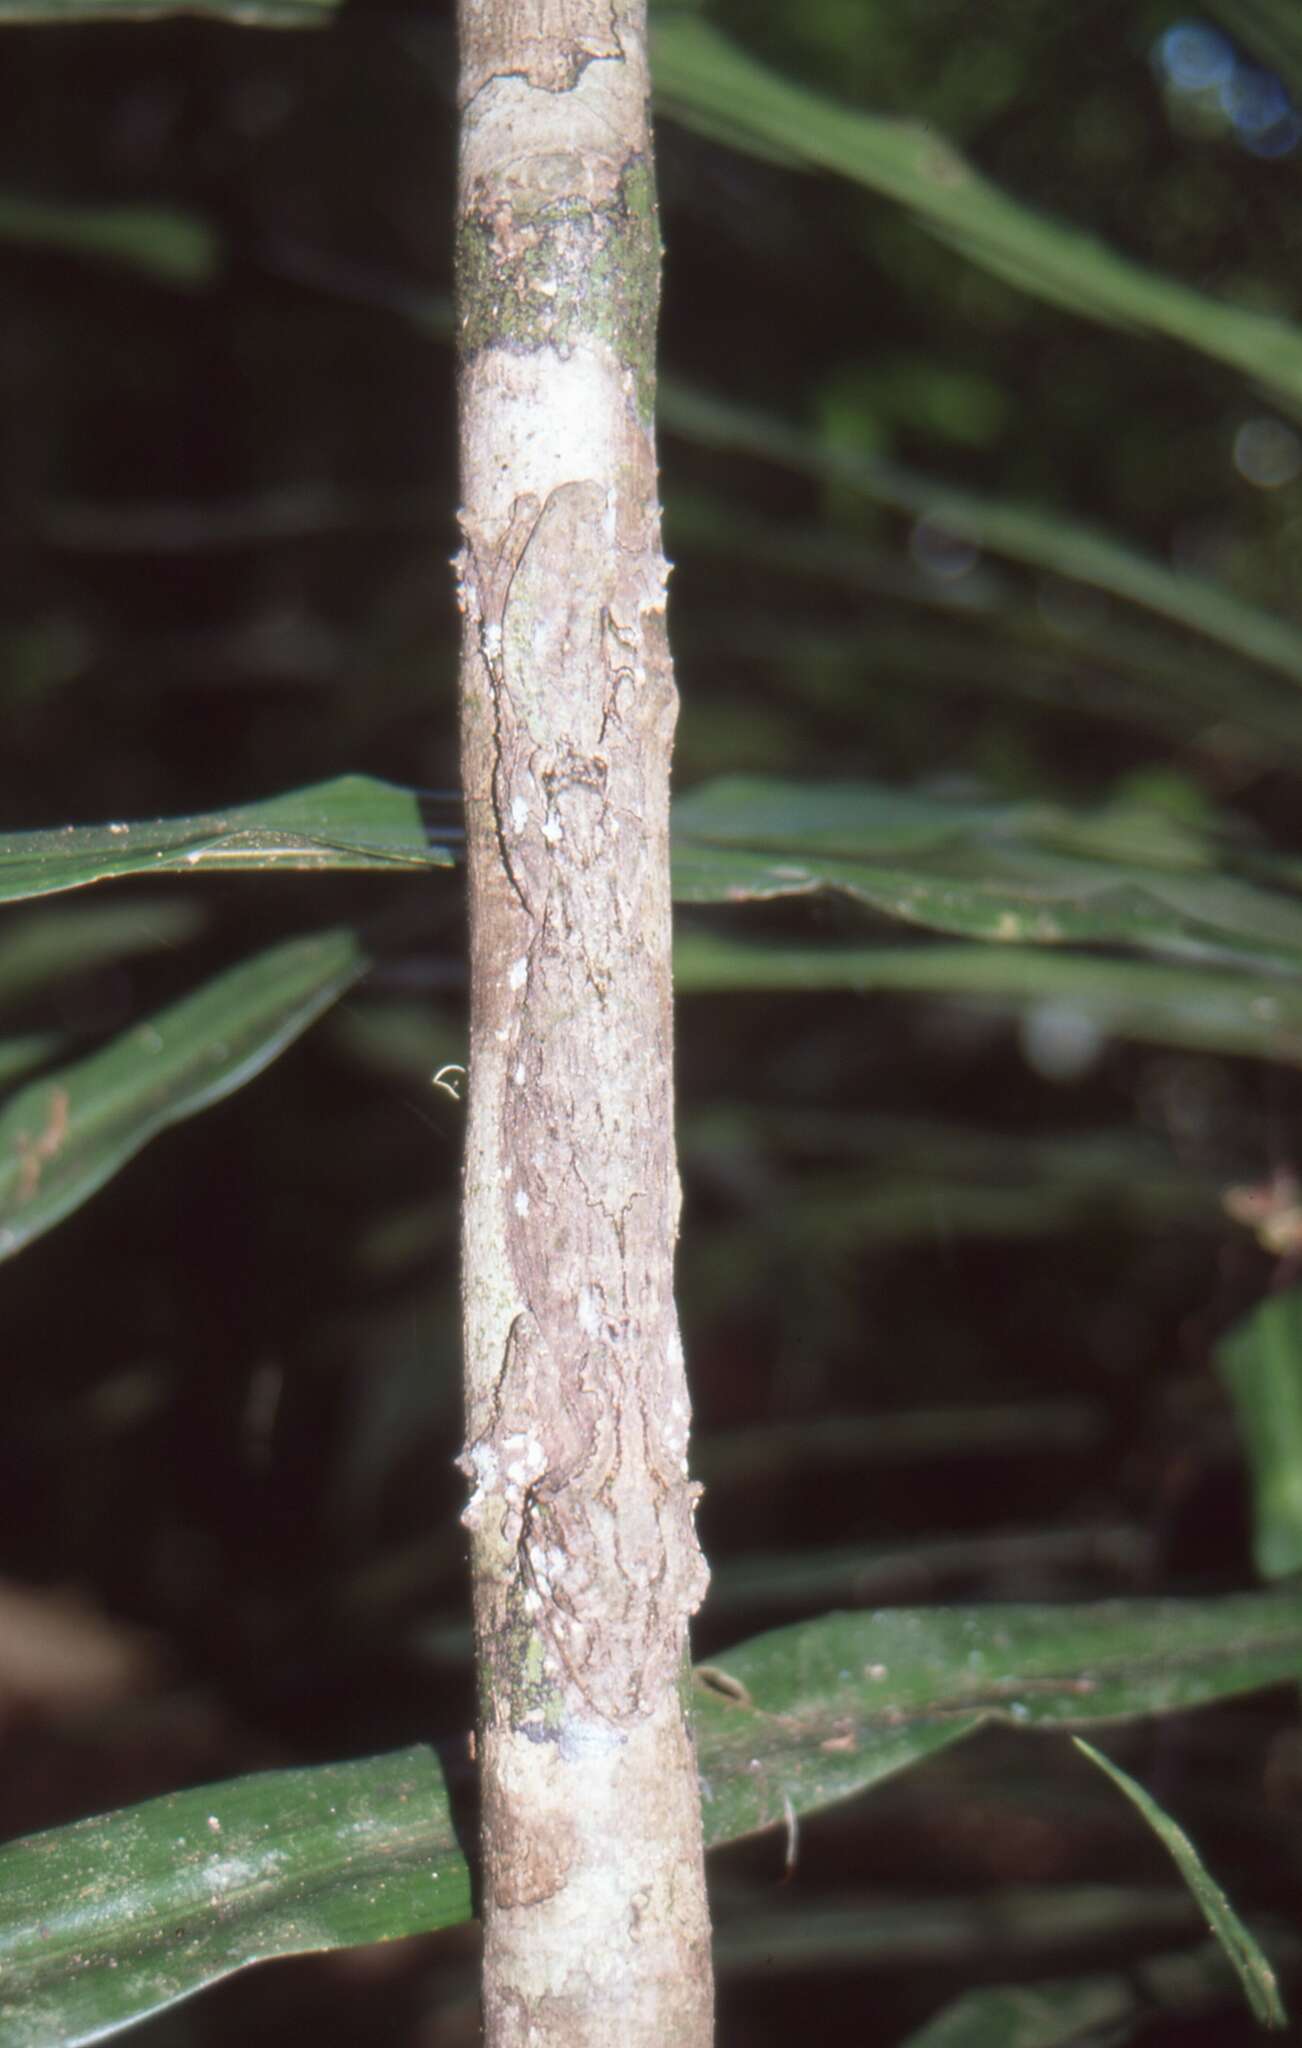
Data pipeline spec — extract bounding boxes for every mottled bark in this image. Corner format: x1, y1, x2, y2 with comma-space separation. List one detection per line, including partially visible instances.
453, 3, 713, 2043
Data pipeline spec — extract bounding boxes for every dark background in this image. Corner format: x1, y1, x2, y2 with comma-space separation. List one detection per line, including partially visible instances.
1, 2, 1301, 2040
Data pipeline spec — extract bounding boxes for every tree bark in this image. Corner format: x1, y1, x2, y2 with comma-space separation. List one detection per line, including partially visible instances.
453, 4, 714, 2043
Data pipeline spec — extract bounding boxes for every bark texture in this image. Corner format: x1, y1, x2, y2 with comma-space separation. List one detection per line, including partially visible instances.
453, 4, 713, 2042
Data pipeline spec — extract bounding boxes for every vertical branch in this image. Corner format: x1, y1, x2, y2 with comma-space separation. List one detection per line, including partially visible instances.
453, 3, 714, 2043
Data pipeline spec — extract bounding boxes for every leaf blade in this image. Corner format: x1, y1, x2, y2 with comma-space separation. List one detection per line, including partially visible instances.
661, 385, 1302, 699
693, 1592, 1302, 1848
672, 775, 1302, 966
0, 777, 457, 907
675, 932, 1302, 1067
0, 1746, 467, 2048
1074, 1739, 1287, 2028
652, 21, 1302, 414
0, 929, 368, 1260
0, 0, 335, 24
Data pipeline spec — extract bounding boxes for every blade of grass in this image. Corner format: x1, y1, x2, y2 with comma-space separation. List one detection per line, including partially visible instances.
1074, 1740, 1286, 2028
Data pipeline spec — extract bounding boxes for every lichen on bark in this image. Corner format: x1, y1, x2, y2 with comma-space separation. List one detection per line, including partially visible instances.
455, 154, 661, 422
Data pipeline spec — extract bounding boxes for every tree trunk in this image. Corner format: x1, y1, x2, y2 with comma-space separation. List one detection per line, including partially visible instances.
452, 4, 714, 2042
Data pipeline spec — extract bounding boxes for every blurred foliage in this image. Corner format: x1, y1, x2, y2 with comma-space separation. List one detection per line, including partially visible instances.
4, 0, 1302, 2044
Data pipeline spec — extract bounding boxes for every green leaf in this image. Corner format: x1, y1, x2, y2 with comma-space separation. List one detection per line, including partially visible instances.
0, 0, 335, 23
692, 1592, 1302, 1849
2, 1593, 1299, 2043
672, 776, 1302, 967
1216, 1288, 1302, 1580
667, 491, 1302, 766
652, 20, 1302, 414
1074, 1739, 1287, 2029
0, 1746, 468, 2048
0, 901, 204, 1012
0, 929, 367, 1260
716, 1886, 1202, 1979
661, 383, 1302, 700
0, 777, 457, 907
894, 1970, 1164, 2047
899, 1939, 1297, 2048
675, 933, 1302, 1067
0, 194, 221, 288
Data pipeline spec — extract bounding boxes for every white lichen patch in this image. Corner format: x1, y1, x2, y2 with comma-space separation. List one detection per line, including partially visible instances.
461, 1440, 501, 1523
509, 956, 528, 991
513, 1187, 530, 1216
577, 1284, 601, 1337
510, 794, 528, 833
542, 808, 563, 843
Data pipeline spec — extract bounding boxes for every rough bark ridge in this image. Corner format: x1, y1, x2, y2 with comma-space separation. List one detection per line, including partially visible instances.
453, 3, 713, 2042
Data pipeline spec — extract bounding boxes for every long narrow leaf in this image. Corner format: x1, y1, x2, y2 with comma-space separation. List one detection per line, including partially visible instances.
0, 902, 203, 1012
0, 1746, 468, 2048
2, 1592, 1299, 2044
0, 777, 457, 906
0, 0, 335, 23
673, 775, 1302, 966
669, 530, 1302, 764
692, 1592, 1302, 1848
675, 933, 1302, 1067
0, 929, 368, 1259
662, 383, 1302, 697
1075, 1739, 1286, 2027
0, 194, 221, 287
652, 19, 1302, 414
899, 1937, 1299, 2048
